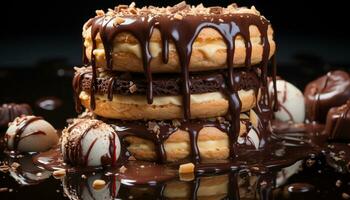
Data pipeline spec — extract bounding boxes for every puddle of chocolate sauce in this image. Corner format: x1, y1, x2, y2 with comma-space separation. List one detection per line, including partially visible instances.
1, 121, 350, 200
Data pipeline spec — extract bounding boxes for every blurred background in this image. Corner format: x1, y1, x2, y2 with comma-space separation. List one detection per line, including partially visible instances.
0, 0, 349, 127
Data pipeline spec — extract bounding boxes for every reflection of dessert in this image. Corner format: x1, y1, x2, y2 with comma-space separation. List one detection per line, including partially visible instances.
73, 2, 278, 164
325, 100, 350, 141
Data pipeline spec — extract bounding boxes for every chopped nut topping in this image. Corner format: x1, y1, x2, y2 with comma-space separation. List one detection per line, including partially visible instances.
0, 188, 9, 192
174, 13, 183, 20
129, 82, 137, 93
128, 156, 137, 161
179, 162, 195, 174
53, 169, 66, 179
92, 179, 106, 190
10, 162, 20, 170
114, 16, 126, 25
148, 121, 160, 135
119, 166, 127, 173
95, 10, 105, 16
209, 6, 223, 14
172, 119, 181, 127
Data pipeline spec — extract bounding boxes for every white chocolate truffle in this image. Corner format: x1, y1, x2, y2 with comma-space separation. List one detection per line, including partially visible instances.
5, 115, 58, 152
269, 79, 305, 123
61, 119, 121, 167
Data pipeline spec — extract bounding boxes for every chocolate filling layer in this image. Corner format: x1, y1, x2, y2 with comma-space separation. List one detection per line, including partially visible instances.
76, 67, 260, 96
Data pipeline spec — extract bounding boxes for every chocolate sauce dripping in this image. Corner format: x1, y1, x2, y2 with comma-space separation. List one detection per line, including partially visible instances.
72, 69, 91, 112
331, 101, 350, 139
107, 77, 115, 101
311, 72, 331, 122
113, 119, 230, 163
12, 116, 43, 150
85, 13, 273, 160
271, 54, 278, 111
65, 120, 103, 166
99, 16, 155, 104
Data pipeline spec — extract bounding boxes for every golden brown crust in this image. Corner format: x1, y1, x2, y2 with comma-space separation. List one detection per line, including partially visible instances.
123, 123, 248, 162
83, 26, 275, 73
79, 90, 256, 120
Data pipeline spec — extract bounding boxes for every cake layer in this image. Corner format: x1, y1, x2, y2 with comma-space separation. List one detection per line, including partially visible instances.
79, 90, 256, 120
100, 111, 263, 162
75, 66, 260, 96
83, 3, 275, 73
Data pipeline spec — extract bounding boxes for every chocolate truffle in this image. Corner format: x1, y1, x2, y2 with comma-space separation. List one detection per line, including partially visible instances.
269, 79, 305, 123
0, 103, 32, 128
61, 119, 121, 167
5, 115, 58, 152
304, 70, 350, 123
325, 101, 350, 141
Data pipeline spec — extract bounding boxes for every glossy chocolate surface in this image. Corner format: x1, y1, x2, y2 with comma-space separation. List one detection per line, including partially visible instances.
304, 70, 350, 123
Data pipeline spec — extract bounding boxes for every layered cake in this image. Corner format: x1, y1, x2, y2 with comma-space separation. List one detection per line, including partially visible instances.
71, 2, 277, 164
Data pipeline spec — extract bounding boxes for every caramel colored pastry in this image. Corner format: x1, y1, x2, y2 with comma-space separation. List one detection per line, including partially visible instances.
82, 4, 275, 73
79, 90, 256, 120
72, 2, 277, 164
106, 114, 252, 162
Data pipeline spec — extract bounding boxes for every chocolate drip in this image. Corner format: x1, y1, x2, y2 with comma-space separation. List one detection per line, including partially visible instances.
107, 119, 231, 163
65, 120, 120, 167
72, 68, 91, 112
65, 120, 103, 166
12, 116, 43, 150
81, 11, 276, 160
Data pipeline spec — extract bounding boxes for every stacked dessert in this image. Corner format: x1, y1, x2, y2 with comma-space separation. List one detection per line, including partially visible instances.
71, 2, 276, 164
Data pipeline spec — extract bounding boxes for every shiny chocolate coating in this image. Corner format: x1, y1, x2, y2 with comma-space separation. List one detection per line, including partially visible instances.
325, 101, 350, 141
304, 70, 350, 123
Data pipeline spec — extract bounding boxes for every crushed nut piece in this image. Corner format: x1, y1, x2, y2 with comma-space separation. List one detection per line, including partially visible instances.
336, 180, 342, 187
119, 166, 127, 173
0, 188, 8, 192
174, 13, 183, 20
172, 119, 181, 127
148, 121, 160, 135
128, 156, 136, 161
53, 169, 66, 179
95, 10, 105, 16
81, 174, 87, 179
129, 82, 137, 93
114, 16, 126, 25
179, 163, 195, 174
10, 162, 20, 170
92, 179, 106, 190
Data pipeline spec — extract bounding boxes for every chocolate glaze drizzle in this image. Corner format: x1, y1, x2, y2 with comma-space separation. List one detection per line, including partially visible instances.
8, 116, 43, 151
76, 4, 277, 162
63, 120, 120, 167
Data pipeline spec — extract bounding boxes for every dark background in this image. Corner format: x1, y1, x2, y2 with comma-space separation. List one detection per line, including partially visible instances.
0, 0, 349, 127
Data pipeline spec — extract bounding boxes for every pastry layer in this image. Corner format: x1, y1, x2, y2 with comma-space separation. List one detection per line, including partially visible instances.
79, 90, 256, 120
103, 115, 254, 162
82, 3, 275, 72
83, 24, 275, 73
